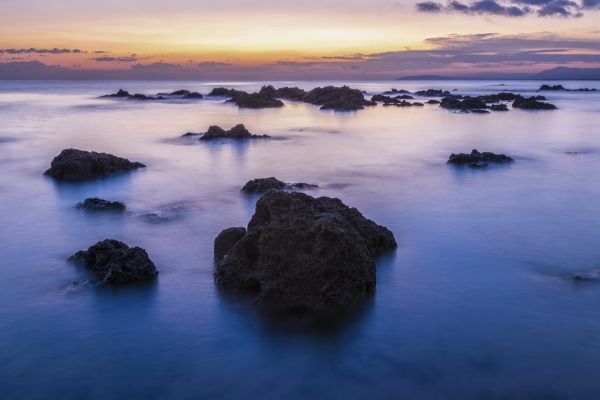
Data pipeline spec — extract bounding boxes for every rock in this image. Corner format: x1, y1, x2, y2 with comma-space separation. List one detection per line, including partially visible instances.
539, 84, 565, 91
44, 149, 145, 182
512, 96, 557, 110
241, 177, 318, 194
479, 92, 521, 103
75, 198, 125, 212
448, 149, 514, 168
214, 227, 247, 261
214, 191, 397, 313
226, 93, 284, 109
382, 88, 411, 95
490, 104, 509, 111
69, 239, 158, 285
303, 86, 376, 111
273, 86, 307, 101
101, 89, 131, 98
199, 124, 270, 140
440, 96, 487, 111
208, 87, 247, 97
426, 99, 440, 104
414, 89, 451, 97
470, 109, 490, 114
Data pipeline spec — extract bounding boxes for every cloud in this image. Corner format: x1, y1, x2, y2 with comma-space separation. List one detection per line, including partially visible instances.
93, 56, 138, 62
0, 48, 83, 54
416, 0, 591, 16
197, 61, 232, 67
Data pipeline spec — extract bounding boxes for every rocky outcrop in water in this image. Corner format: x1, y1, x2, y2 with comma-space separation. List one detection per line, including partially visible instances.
101, 89, 201, 100
75, 198, 126, 212
214, 191, 397, 313
195, 124, 270, 140
539, 84, 595, 92
259, 85, 307, 101
226, 92, 284, 109
241, 177, 318, 194
512, 96, 557, 110
214, 227, 247, 261
303, 86, 376, 111
381, 88, 411, 95
440, 96, 487, 111
448, 149, 514, 168
44, 149, 145, 182
414, 89, 451, 97
208, 87, 248, 97
69, 239, 158, 284
490, 104, 509, 111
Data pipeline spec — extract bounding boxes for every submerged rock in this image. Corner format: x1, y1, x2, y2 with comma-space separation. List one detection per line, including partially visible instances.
241, 177, 318, 194
303, 86, 376, 111
490, 104, 509, 111
426, 99, 441, 104
512, 96, 557, 110
101, 89, 131, 98
214, 191, 397, 313
208, 87, 247, 97
539, 84, 565, 91
198, 124, 270, 140
44, 149, 145, 182
440, 96, 487, 111
448, 149, 514, 168
69, 239, 158, 284
226, 93, 284, 109
75, 198, 125, 212
414, 89, 451, 97
381, 88, 411, 95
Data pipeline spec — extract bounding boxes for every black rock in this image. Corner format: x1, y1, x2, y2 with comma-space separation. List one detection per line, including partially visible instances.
382, 88, 411, 95
440, 96, 487, 110
490, 104, 509, 111
414, 89, 451, 97
69, 239, 158, 284
273, 86, 308, 101
214, 191, 397, 313
75, 198, 125, 212
183, 92, 203, 99
470, 109, 490, 114
198, 124, 270, 140
241, 177, 318, 194
303, 86, 376, 111
539, 84, 565, 91
512, 96, 557, 110
214, 227, 247, 261
101, 89, 131, 98
44, 149, 145, 182
208, 87, 247, 97
170, 89, 192, 96
448, 149, 514, 168
426, 99, 440, 104
226, 93, 284, 109
479, 92, 521, 103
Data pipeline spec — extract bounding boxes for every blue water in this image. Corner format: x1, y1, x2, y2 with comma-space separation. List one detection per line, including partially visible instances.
1, 80, 600, 399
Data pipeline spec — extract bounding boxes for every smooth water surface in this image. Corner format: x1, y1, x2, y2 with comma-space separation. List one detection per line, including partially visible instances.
1, 80, 600, 400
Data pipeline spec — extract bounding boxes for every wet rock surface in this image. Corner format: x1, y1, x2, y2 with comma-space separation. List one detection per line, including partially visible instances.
196, 124, 270, 140
241, 177, 318, 194
512, 96, 557, 110
448, 149, 514, 168
303, 86, 376, 111
69, 239, 158, 285
75, 198, 125, 212
214, 191, 397, 313
44, 149, 145, 182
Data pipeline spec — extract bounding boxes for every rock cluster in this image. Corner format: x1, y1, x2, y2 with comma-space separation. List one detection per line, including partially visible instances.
69, 239, 158, 284
192, 124, 270, 140
75, 198, 126, 212
303, 86, 376, 111
512, 96, 557, 110
448, 149, 514, 168
45, 149, 145, 182
214, 191, 397, 313
241, 177, 318, 194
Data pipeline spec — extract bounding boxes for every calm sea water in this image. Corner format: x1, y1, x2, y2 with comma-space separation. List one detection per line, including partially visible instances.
1, 80, 600, 400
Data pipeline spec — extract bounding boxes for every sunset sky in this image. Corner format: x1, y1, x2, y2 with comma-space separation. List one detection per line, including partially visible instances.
1, 0, 599, 79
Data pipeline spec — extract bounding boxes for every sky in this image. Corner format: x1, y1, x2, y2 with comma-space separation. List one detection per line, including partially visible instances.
0, 0, 599, 79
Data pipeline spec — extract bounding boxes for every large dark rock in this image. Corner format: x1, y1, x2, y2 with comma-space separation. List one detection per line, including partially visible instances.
303, 86, 376, 111
208, 87, 247, 97
214, 227, 247, 261
69, 239, 158, 284
101, 89, 131, 98
241, 177, 318, 194
539, 84, 565, 91
414, 89, 451, 97
226, 93, 284, 109
440, 96, 487, 111
512, 96, 557, 110
479, 92, 521, 103
490, 104, 509, 111
44, 149, 145, 182
198, 124, 270, 140
382, 88, 411, 95
75, 198, 125, 212
274, 86, 308, 101
214, 191, 397, 313
448, 149, 514, 168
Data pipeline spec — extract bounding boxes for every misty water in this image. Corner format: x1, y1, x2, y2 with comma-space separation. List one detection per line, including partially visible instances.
1, 80, 600, 399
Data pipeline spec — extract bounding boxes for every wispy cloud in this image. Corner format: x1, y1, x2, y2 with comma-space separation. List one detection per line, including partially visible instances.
0, 48, 84, 54
93, 55, 138, 63
416, 0, 594, 17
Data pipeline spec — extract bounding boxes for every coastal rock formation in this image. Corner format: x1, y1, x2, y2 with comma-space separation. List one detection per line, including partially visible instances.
259, 85, 307, 101
539, 84, 565, 91
490, 104, 509, 111
214, 191, 397, 313
208, 87, 247, 97
44, 149, 145, 182
214, 227, 247, 261
448, 149, 514, 168
440, 96, 487, 111
102, 89, 131, 98
512, 96, 557, 110
226, 93, 284, 109
414, 89, 451, 97
426, 99, 440, 104
75, 198, 126, 212
382, 88, 411, 95
303, 86, 376, 111
241, 177, 318, 194
539, 84, 596, 92
69, 239, 158, 284
197, 124, 270, 140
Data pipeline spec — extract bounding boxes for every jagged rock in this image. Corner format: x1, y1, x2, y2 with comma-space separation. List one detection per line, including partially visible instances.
479, 92, 521, 103
440, 96, 487, 111
208, 87, 247, 97
101, 89, 131, 98
198, 124, 270, 140
241, 177, 318, 194
75, 198, 125, 212
44, 149, 145, 182
539, 84, 565, 91
382, 88, 411, 95
448, 149, 514, 168
214, 191, 397, 313
272, 86, 307, 101
414, 89, 451, 97
303, 86, 376, 111
69, 239, 158, 284
490, 104, 509, 111
214, 227, 247, 261
512, 96, 557, 110
226, 93, 284, 109
426, 99, 440, 104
